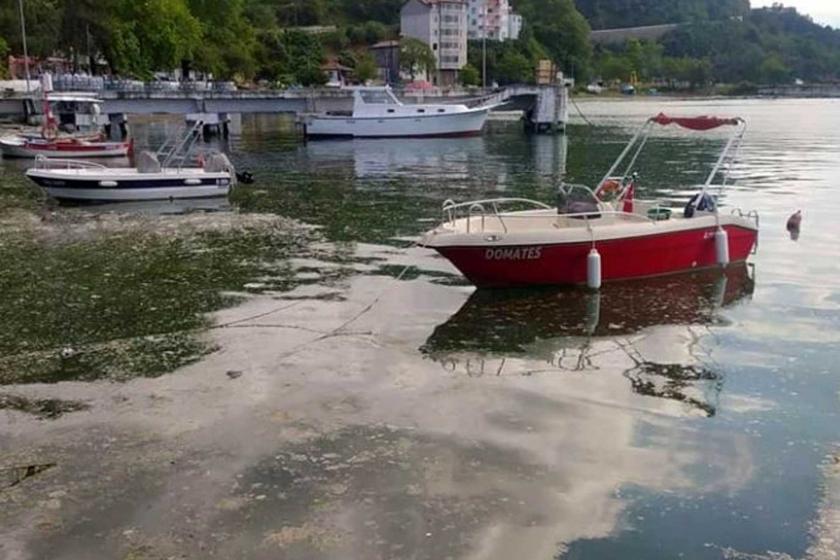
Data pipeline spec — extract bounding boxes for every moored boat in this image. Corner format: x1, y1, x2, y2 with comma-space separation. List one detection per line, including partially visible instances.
420, 114, 759, 288
303, 86, 490, 139
0, 93, 131, 159
26, 159, 235, 202
0, 134, 132, 159
25, 122, 236, 202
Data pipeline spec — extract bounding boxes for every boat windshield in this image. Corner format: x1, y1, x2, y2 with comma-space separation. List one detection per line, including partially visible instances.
359, 90, 399, 105
52, 100, 99, 115
557, 184, 601, 215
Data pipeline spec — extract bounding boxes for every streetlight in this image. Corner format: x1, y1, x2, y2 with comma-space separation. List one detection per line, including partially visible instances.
17, 0, 31, 93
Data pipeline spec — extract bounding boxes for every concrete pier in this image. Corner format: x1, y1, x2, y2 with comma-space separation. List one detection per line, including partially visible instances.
0, 84, 568, 134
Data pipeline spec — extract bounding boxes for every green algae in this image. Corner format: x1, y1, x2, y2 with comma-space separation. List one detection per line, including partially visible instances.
0, 222, 314, 385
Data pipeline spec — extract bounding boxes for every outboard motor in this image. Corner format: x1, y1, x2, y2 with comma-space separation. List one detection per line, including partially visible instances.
684, 192, 716, 218
236, 171, 255, 184
203, 152, 239, 186
202, 152, 235, 174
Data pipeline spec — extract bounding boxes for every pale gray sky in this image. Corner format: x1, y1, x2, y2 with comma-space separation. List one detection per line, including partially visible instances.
752, 0, 840, 27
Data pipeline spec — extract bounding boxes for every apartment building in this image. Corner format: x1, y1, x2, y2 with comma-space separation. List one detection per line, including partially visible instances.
466, 0, 522, 41
401, 0, 468, 86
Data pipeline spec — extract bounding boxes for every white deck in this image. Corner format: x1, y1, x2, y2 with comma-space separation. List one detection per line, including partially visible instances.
422, 202, 758, 248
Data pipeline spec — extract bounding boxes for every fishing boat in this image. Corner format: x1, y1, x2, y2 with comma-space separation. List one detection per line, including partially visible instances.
420, 114, 759, 288
302, 86, 489, 139
25, 122, 235, 202
1, 92, 132, 159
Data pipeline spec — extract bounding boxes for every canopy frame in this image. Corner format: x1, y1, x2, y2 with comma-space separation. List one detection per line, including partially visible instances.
595, 113, 747, 215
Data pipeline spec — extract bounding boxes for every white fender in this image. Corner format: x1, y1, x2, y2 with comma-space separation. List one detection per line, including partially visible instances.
587, 248, 602, 290
715, 227, 730, 266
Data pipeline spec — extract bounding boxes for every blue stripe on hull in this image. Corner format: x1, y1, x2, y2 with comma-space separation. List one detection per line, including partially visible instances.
28, 176, 225, 189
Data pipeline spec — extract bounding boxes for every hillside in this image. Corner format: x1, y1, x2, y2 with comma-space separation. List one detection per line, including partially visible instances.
2, 0, 840, 88
574, 0, 750, 30
593, 4, 840, 86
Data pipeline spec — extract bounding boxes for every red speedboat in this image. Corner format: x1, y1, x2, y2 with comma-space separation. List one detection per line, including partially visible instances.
420, 114, 759, 288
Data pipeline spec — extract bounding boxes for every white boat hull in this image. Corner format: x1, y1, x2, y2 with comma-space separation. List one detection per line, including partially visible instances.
26, 167, 232, 202
305, 107, 489, 138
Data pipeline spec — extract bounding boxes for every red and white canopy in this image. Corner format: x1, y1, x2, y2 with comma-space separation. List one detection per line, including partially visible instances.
650, 113, 742, 131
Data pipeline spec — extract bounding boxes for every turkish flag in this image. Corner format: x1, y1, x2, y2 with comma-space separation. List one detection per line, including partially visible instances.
622, 183, 635, 213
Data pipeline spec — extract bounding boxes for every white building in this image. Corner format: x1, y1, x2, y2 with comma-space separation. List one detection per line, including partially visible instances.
401, 0, 468, 87
466, 0, 522, 41
508, 13, 523, 40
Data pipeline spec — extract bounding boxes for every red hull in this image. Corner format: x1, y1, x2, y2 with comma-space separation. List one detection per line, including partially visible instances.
31, 143, 112, 152
435, 224, 758, 288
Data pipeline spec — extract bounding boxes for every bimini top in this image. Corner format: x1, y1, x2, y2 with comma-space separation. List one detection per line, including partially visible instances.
650, 113, 743, 131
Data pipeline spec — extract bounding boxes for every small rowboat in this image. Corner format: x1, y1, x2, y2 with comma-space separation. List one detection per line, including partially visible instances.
0, 134, 132, 159
421, 114, 759, 288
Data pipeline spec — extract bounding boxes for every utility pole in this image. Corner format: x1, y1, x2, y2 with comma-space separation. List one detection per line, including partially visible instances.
18, 0, 31, 93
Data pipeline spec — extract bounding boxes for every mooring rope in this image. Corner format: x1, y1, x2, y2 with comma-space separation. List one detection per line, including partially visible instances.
570, 94, 594, 127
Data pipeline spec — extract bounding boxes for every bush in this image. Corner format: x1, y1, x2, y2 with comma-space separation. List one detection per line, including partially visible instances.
460, 64, 480, 86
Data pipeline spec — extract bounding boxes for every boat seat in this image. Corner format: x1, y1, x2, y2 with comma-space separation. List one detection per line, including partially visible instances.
558, 200, 601, 220
203, 152, 234, 173
136, 151, 161, 173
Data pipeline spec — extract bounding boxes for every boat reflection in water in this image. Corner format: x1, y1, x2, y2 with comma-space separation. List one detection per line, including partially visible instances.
422, 264, 755, 417
75, 196, 234, 215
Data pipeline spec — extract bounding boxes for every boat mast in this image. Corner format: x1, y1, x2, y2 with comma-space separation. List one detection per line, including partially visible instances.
18, 0, 31, 94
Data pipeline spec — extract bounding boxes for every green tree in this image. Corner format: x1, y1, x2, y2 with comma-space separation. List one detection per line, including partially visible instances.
460, 63, 480, 86
496, 51, 532, 84
354, 52, 378, 83
338, 0, 405, 25
759, 54, 791, 84
467, 32, 546, 86
400, 37, 435, 81
0, 0, 62, 57
275, 0, 327, 26
574, 0, 750, 29
188, 0, 257, 80
514, 0, 592, 80
598, 53, 633, 82
0, 36, 8, 78
255, 30, 325, 86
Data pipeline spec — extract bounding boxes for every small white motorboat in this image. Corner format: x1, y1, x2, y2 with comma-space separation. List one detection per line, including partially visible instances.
25, 122, 236, 202
0, 93, 131, 159
303, 86, 489, 139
